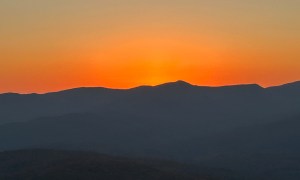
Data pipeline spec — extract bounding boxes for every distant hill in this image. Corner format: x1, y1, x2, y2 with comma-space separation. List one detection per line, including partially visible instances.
1, 80, 299, 126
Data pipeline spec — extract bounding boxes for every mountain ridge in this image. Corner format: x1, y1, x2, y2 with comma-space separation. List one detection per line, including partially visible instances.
2, 80, 300, 95
0, 80, 300, 179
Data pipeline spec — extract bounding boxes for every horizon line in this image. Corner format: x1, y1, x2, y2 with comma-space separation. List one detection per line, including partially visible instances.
1, 80, 299, 95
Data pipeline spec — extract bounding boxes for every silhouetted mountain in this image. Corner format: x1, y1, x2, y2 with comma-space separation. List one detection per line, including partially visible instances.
0, 80, 299, 125
267, 81, 300, 97
155, 80, 194, 89
267, 81, 300, 91
0, 80, 300, 179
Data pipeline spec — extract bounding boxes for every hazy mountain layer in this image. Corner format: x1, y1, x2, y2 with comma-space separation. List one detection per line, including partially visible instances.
0, 81, 300, 179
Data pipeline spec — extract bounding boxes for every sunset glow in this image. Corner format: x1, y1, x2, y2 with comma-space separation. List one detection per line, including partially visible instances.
1, 0, 300, 93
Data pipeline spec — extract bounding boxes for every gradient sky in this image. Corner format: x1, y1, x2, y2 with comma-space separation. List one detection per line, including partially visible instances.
1, 0, 300, 93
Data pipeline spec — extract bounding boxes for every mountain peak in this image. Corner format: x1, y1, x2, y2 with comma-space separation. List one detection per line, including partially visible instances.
156, 80, 193, 88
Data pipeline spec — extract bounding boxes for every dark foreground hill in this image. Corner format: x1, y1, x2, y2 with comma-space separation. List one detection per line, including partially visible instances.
0, 149, 217, 180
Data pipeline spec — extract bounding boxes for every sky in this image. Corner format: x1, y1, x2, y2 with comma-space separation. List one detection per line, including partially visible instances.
0, 0, 300, 93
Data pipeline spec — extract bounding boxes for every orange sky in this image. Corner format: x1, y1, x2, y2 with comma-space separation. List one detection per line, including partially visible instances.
0, 0, 300, 93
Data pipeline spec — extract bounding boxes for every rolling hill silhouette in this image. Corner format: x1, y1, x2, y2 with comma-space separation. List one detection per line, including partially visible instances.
0, 80, 300, 179
0, 149, 215, 180
1, 80, 299, 125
